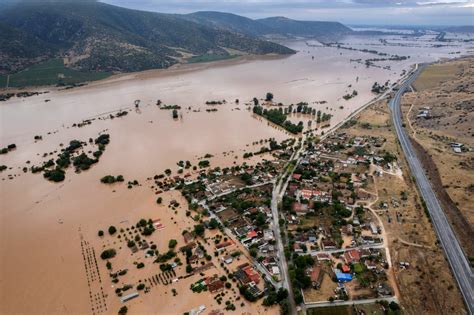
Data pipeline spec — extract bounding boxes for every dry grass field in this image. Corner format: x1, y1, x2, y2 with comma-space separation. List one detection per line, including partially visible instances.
401, 57, 474, 261
412, 61, 462, 91
343, 100, 467, 314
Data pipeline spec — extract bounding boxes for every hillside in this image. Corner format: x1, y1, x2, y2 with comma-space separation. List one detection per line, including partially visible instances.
0, 1, 295, 75
257, 17, 353, 40
184, 11, 278, 37
185, 11, 353, 40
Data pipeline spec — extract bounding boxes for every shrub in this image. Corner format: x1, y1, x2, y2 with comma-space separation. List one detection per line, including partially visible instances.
101, 175, 116, 184
168, 239, 178, 249
108, 226, 117, 235
265, 92, 274, 101
100, 249, 116, 260
43, 168, 65, 182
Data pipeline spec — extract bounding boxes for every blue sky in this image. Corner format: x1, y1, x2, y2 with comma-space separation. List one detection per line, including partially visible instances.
102, 0, 474, 25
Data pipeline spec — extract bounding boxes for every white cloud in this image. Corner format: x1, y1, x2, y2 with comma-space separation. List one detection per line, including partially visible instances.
101, 0, 474, 25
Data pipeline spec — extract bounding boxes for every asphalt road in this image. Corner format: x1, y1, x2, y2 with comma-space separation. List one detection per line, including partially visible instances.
270, 144, 304, 315
389, 64, 474, 314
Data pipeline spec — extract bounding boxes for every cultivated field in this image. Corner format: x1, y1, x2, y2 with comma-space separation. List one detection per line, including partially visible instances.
0, 58, 111, 87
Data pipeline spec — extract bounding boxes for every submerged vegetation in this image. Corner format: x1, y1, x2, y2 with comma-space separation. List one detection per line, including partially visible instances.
31, 134, 111, 182
253, 105, 304, 134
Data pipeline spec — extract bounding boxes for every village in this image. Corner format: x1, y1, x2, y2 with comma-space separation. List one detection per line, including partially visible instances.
86, 95, 416, 315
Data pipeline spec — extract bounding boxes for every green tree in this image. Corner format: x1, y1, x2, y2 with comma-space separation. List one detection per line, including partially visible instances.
193, 224, 205, 237
209, 218, 219, 229
186, 265, 193, 273
255, 212, 266, 227
249, 248, 257, 258
168, 239, 178, 248
265, 92, 274, 101
100, 249, 116, 260
108, 226, 117, 235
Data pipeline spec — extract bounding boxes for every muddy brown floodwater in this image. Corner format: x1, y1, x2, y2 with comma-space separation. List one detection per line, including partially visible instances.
0, 37, 472, 315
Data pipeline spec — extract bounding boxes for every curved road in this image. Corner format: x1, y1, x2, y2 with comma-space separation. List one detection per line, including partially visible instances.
389, 64, 474, 314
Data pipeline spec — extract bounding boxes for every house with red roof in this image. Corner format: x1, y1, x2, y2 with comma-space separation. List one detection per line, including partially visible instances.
310, 266, 323, 289
246, 230, 258, 239
205, 275, 225, 293
292, 173, 302, 181
341, 264, 351, 273
343, 249, 361, 264
292, 202, 309, 216
243, 265, 260, 284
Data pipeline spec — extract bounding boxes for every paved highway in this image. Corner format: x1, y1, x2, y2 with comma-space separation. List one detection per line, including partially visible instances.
389, 64, 474, 314
270, 144, 305, 315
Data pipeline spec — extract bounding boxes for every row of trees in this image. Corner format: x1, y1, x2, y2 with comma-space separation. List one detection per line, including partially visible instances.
253, 105, 304, 134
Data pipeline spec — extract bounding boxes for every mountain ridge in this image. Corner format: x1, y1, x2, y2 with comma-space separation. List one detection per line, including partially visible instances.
0, 1, 295, 75
0, 2, 353, 76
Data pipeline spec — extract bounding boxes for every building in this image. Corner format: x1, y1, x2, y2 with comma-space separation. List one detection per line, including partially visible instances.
292, 173, 302, 181
315, 253, 331, 261
235, 263, 260, 285
216, 240, 234, 251
310, 266, 323, 289
292, 202, 309, 216
365, 260, 377, 270
343, 249, 361, 264
293, 243, 303, 253
222, 255, 233, 264
271, 266, 280, 275
370, 222, 378, 235
205, 275, 225, 293
341, 224, 353, 236
120, 292, 139, 303
335, 272, 352, 282
321, 240, 337, 250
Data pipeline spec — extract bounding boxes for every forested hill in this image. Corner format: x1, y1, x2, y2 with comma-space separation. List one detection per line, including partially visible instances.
0, 1, 295, 75
185, 12, 353, 40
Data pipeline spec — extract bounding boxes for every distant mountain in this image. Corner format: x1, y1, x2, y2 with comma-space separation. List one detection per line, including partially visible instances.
442, 25, 474, 34
257, 17, 353, 40
185, 11, 353, 40
184, 11, 278, 37
0, 1, 295, 75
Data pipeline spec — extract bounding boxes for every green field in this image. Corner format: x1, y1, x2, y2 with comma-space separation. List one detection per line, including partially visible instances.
0, 59, 111, 87
186, 53, 239, 64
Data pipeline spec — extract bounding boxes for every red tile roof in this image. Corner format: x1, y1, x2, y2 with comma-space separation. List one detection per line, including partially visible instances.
341, 264, 351, 273
247, 230, 258, 239
310, 266, 322, 282
343, 249, 361, 264
292, 173, 302, 180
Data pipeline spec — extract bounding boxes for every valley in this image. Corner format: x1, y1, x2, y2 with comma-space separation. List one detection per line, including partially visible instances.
0, 14, 473, 315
